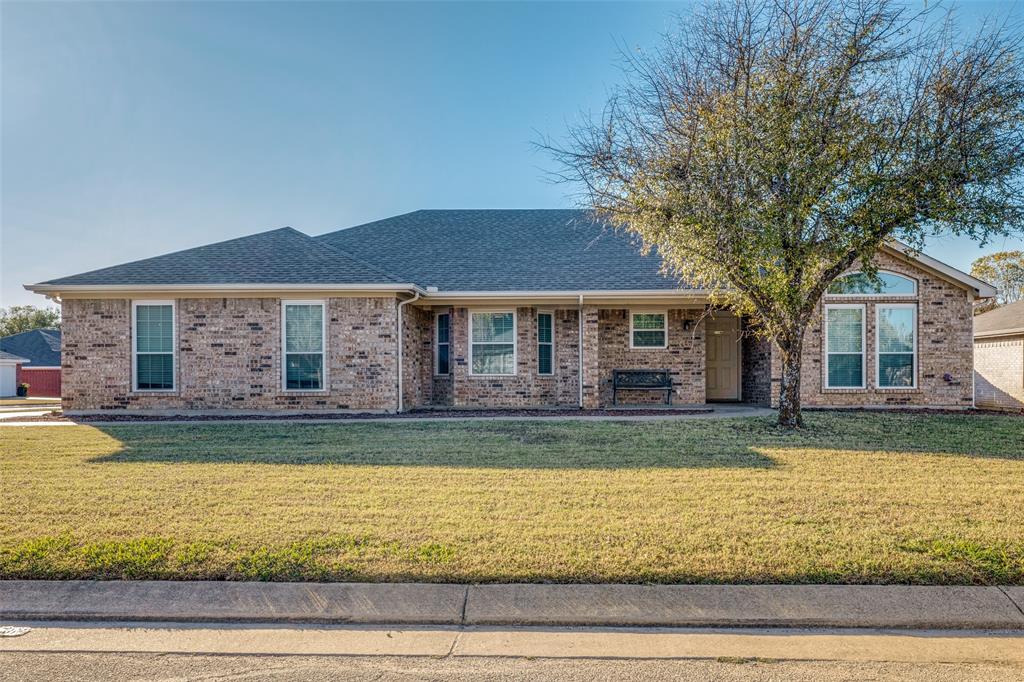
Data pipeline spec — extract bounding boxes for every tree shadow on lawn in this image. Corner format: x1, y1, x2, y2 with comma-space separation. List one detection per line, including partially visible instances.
82, 411, 1024, 468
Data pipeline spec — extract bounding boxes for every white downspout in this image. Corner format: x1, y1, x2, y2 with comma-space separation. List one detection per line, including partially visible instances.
578, 294, 584, 408
396, 291, 421, 413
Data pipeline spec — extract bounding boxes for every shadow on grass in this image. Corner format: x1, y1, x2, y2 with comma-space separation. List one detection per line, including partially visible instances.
84, 421, 779, 469
82, 411, 1024, 468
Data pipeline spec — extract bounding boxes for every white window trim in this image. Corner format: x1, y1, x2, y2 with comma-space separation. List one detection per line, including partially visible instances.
629, 310, 668, 350
468, 309, 517, 376
434, 310, 451, 376
876, 303, 918, 390
537, 310, 555, 376
131, 299, 176, 393
281, 299, 328, 392
823, 303, 866, 389
825, 270, 918, 297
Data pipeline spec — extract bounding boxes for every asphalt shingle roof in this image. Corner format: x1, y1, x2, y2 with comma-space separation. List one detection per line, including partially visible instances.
0, 328, 61, 366
41, 228, 399, 286
0, 350, 30, 363
974, 300, 1024, 336
317, 209, 688, 291
36, 210, 692, 291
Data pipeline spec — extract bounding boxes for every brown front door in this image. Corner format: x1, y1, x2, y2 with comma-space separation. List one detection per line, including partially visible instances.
706, 314, 741, 401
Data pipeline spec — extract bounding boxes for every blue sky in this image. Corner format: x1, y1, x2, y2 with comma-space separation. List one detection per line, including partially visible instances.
2, 0, 1021, 307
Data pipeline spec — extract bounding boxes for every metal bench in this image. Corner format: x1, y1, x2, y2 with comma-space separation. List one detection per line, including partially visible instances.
611, 369, 674, 406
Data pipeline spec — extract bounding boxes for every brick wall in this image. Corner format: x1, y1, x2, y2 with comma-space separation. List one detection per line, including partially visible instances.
448, 306, 580, 408
401, 304, 433, 409
769, 252, 975, 408
596, 308, 706, 405
740, 326, 772, 406
974, 336, 1024, 411
61, 297, 400, 412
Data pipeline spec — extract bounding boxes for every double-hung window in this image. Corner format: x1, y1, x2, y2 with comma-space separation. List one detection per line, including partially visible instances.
630, 312, 667, 349
133, 301, 175, 391
435, 312, 451, 375
470, 311, 516, 375
877, 304, 916, 388
537, 312, 554, 375
282, 301, 326, 391
824, 304, 865, 388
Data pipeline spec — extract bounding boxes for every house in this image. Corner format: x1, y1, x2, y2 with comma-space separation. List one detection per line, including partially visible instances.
0, 328, 62, 398
973, 300, 1024, 412
0, 350, 30, 397
24, 210, 996, 414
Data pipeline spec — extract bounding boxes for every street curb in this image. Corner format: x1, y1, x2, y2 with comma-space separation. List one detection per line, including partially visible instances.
2, 581, 1024, 629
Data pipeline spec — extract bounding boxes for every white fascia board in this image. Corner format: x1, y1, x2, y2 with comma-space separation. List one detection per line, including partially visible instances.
426, 289, 713, 299
24, 283, 424, 295
884, 241, 997, 298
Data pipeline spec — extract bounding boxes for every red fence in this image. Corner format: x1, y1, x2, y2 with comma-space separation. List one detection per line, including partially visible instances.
16, 366, 61, 398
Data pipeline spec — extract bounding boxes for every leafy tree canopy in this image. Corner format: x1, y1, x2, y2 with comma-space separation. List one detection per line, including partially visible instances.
971, 250, 1024, 311
547, 0, 1024, 426
0, 305, 60, 338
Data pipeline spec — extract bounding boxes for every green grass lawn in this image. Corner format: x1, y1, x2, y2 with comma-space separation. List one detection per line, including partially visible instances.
2, 412, 1022, 584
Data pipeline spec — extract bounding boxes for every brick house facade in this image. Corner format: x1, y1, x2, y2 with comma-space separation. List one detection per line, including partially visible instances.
28, 210, 995, 414
973, 301, 1024, 412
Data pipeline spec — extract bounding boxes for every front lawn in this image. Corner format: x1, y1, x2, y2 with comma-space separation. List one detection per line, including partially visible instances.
2, 412, 1022, 584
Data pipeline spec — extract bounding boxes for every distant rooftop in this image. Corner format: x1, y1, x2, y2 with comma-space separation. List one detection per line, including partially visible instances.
975, 300, 1024, 337
0, 328, 61, 367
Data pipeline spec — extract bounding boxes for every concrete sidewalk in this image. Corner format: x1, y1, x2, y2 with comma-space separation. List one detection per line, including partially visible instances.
2, 581, 1023, 630
4, 622, 1024, 666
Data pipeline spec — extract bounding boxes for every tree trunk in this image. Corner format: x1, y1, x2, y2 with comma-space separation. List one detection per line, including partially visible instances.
776, 335, 805, 429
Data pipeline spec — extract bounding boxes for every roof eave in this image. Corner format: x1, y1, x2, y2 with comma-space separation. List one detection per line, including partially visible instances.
884, 241, 998, 298
25, 282, 425, 297
974, 326, 1024, 339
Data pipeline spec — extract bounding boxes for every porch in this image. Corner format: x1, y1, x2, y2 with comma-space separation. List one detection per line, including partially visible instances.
401, 304, 772, 410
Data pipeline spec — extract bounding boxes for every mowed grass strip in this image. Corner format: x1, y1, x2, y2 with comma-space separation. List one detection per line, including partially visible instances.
1, 412, 1022, 584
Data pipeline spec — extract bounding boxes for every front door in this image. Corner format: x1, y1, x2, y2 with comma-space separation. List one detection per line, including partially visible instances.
706, 315, 741, 401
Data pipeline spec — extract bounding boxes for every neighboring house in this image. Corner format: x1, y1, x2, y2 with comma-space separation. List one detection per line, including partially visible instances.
974, 300, 1024, 412
0, 328, 62, 398
0, 350, 30, 397
25, 210, 996, 414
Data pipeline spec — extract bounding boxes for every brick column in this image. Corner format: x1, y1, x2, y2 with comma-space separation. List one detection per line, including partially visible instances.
450, 306, 470, 407
581, 305, 600, 408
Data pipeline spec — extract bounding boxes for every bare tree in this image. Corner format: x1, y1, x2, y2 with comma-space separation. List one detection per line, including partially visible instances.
545, 0, 1024, 427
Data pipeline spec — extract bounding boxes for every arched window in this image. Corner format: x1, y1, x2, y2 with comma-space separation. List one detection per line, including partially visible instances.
827, 271, 916, 296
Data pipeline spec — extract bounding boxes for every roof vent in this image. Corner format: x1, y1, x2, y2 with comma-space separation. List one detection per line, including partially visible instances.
425, 286, 439, 293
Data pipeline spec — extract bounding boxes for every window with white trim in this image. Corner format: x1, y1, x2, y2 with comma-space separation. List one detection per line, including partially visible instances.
133, 301, 175, 391
537, 312, 554, 375
877, 304, 916, 388
824, 304, 865, 388
828, 271, 916, 296
470, 311, 515, 375
435, 312, 451, 375
630, 312, 667, 349
282, 301, 325, 390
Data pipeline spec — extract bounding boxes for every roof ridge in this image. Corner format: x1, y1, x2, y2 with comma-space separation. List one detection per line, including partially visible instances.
316, 209, 425, 241
294, 231, 406, 284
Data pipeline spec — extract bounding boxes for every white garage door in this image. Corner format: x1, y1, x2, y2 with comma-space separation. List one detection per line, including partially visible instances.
0, 365, 17, 397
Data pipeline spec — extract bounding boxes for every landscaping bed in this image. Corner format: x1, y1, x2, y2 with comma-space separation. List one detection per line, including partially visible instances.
2, 411, 1022, 584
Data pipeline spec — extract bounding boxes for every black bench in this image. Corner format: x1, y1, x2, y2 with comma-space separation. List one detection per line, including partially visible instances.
612, 369, 674, 406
